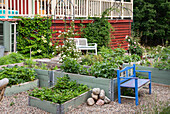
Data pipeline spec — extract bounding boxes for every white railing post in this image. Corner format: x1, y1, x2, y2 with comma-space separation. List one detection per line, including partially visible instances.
121, 0, 124, 19
132, 0, 133, 20
86, 0, 88, 19
71, 0, 74, 19
28, 0, 32, 17
100, 0, 101, 16
5, 0, 8, 18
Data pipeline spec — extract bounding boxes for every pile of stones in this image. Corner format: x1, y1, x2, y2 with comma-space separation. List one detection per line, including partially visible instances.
87, 88, 111, 106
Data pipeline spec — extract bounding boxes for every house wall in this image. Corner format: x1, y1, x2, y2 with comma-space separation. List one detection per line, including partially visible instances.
51, 19, 132, 50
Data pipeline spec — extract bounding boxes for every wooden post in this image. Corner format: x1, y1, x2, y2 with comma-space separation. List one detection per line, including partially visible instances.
28, 0, 32, 17
14, 22, 17, 52
131, 0, 133, 20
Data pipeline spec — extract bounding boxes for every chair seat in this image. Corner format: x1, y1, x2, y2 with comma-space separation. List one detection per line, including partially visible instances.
120, 79, 150, 88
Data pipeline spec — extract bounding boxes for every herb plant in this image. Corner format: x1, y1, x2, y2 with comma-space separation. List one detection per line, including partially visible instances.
29, 75, 89, 104
0, 53, 24, 65
0, 66, 37, 86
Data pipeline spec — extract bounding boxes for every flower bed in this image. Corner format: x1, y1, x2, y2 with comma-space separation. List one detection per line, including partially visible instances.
29, 76, 91, 113
0, 66, 38, 95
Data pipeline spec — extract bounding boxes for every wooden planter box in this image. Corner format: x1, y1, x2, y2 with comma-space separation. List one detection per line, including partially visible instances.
53, 72, 118, 101
5, 79, 39, 96
29, 90, 91, 114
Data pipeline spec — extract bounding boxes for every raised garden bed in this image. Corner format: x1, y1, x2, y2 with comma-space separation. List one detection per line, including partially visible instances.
5, 79, 39, 96
29, 90, 91, 114
53, 72, 118, 101
0, 62, 24, 69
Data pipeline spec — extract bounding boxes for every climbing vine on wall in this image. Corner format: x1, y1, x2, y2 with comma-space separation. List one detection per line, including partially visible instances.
17, 16, 58, 58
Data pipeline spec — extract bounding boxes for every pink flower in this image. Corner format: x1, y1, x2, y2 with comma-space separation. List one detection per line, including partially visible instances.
134, 47, 136, 48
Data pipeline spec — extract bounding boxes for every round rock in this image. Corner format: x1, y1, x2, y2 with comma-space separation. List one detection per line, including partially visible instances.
91, 93, 98, 100
96, 99, 104, 106
92, 88, 100, 95
87, 98, 95, 106
99, 89, 105, 99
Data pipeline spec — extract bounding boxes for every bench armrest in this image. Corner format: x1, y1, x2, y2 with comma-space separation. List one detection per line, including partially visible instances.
136, 70, 151, 79
120, 77, 139, 79
136, 70, 151, 73
88, 43, 97, 47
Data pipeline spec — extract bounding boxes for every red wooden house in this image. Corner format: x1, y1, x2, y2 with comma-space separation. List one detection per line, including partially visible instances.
0, 0, 133, 52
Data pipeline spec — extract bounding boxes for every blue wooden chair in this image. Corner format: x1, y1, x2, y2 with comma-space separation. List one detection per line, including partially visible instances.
117, 64, 151, 105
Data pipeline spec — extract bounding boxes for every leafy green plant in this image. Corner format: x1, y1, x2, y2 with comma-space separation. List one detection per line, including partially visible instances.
0, 66, 37, 86
0, 53, 24, 65
60, 58, 80, 73
80, 9, 114, 49
123, 55, 132, 63
80, 54, 104, 66
29, 75, 89, 104
17, 16, 58, 58
89, 61, 117, 79
131, 54, 141, 62
24, 59, 48, 70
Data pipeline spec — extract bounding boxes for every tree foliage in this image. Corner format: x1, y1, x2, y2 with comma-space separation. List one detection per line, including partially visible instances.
134, 0, 170, 46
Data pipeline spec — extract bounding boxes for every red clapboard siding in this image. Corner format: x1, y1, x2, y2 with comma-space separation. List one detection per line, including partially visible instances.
51, 19, 132, 50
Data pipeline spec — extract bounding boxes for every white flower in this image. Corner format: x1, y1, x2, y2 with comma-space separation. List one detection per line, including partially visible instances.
68, 30, 70, 32
52, 52, 55, 55
72, 33, 75, 34
63, 32, 66, 34
43, 40, 47, 43
128, 44, 130, 47
63, 55, 66, 58
128, 39, 130, 41
56, 46, 59, 48
134, 42, 136, 44
49, 42, 52, 46
125, 35, 128, 39
37, 49, 42, 53
41, 36, 46, 40
58, 34, 61, 37
59, 31, 61, 33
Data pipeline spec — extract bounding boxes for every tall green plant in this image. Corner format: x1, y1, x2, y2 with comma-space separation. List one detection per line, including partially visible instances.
80, 9, 114, 49
17, 16, 58, 58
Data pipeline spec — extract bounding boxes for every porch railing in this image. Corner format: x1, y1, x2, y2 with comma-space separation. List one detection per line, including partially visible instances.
0, 0, 133, 19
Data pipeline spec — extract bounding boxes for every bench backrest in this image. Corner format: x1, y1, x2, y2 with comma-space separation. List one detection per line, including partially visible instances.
117, 64, 136, 83
68, 38, 88, 47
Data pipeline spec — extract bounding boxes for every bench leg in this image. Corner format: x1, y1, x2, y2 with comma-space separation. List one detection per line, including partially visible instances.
149, 82, 151, 94
135, 79, 139, 106
118, 86, 121, 104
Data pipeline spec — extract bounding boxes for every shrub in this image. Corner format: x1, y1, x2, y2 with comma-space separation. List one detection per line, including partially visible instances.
126, 36, 143, 56
60, 58, 80, 73
89, 61, 117, 79
0, 66, 37, 86
0, 53, 24, 65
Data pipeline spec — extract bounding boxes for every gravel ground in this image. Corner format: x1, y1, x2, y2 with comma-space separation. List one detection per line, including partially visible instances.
0, 83, 169, 114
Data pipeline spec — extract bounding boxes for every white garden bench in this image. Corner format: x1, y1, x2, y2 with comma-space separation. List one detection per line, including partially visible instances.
68, 38, 97, 55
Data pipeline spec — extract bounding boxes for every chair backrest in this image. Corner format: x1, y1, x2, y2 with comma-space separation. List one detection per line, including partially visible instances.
117, 64, 136, 83
68, 38, 88, 47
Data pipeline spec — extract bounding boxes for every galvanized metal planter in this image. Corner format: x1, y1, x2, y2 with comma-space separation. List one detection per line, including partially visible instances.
5, 79, 39, 96
29, 90, 91, 114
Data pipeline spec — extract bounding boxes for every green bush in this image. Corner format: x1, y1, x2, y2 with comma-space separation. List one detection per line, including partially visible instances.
89, 61, 117, 79
29, 75, 89, 104
60, 58, 81, 73
0, 53, 24, 65
0, 66, 37, 86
